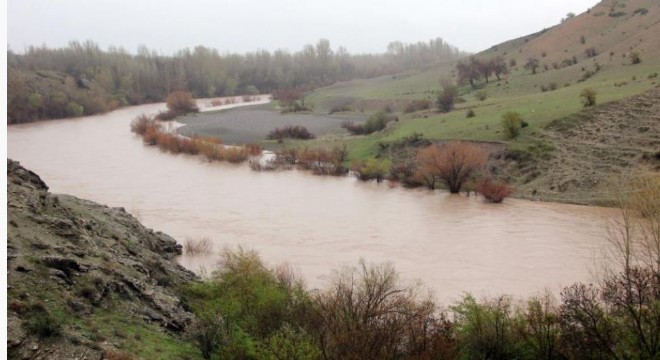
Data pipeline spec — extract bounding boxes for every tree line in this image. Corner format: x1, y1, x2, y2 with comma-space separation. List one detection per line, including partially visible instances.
7, 38, 466, 124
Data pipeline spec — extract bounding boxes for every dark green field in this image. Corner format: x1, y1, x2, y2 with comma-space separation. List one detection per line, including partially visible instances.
176, 104, 365, 145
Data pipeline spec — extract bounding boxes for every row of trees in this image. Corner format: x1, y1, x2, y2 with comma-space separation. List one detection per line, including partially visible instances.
8, 38, 466, 123
182, 171, 659, 358
456, 56, 509, 88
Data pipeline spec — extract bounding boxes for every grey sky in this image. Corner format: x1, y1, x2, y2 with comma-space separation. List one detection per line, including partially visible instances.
8, 0, 598, 55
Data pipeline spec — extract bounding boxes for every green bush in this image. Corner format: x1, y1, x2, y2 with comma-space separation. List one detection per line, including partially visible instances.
580, 88, 597, 107
66, 101, 84, 117
501, 111, 523, 139
23, 302, 62, 338
352, 158, 391, 182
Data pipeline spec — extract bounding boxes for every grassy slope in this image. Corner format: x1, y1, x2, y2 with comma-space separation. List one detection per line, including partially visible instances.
306, 0, 660, 163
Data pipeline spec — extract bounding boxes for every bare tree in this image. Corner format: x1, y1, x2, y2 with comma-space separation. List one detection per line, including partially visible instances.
414, 142, 487, 193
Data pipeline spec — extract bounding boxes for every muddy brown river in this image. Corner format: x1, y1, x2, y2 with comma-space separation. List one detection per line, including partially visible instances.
7, 101, 615, 303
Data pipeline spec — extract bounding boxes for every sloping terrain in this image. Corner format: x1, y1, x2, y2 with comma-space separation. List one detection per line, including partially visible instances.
300, 0, 659, 202
500, 85, 660, 204
7, 160, 202, 359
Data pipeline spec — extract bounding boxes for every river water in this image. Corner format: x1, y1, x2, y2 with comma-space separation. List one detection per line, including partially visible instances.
7, 101, 615, 303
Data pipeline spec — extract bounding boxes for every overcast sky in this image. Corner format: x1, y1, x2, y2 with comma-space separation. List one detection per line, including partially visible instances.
8, 0, 598, 55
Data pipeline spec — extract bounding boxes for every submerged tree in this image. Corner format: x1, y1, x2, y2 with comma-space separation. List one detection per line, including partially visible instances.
414, 142, 487, 193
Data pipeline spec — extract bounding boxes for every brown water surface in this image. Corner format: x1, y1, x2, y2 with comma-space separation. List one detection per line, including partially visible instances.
7, 103, 614, 303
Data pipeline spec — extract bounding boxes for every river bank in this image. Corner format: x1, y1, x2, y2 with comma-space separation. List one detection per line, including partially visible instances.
7, 100, 618, 304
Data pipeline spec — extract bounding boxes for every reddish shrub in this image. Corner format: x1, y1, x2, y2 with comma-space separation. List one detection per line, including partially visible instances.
477, 176, 513, 203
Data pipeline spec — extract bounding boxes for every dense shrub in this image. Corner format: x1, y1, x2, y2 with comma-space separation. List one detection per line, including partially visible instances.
501, 111, 524, 139
314, 260, 442, 359
466, 108, 476, 118
476, 176, 513, 203
184, 237, 213, 255
267, 125, 315, 141
351, 158, 391, 182
342, 111, 397, 135
404, 99, 431, 113
475, 90, 488, 101
23, 302, 62, 338
437, 84, 458, 112
580, 88, 597, 107
630, 51, 642, 64
156, 91, 199, 120
131, 114, 260, 164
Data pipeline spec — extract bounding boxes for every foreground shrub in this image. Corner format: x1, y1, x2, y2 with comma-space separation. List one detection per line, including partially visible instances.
187, 312, 228, 359
314, 260, 441, 359
477, 176, 513, 203
23, 302, 62, 338
267, 125, 315, 142
452, 295, 520, 359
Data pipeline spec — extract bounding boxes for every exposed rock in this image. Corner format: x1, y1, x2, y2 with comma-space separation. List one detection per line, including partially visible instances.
7, 159, 198, 359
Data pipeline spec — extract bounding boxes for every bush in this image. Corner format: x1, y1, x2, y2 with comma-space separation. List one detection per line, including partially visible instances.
585, 47, 598, 58
188, 312, 228, 359
630, 51, 642, 64
404, 99, 431, 113
475, 90, 488, 101
414, 142, 487, 193
452, 295, 520, 359
130, 114, 155, 135
156, 91, 199, 120
23, 302, 62, 338
477, 176, 513, 203
580, 88, 597, 107
166, 91, 199, 114
66, 101, 84, 117
267, 125, 315, 141
466, 109, 476, 118
437, 84, 458, 112
342, 111, 396, 135
314, 260, 438, 359
351, 158, 391, 182
501, 111, 524, 139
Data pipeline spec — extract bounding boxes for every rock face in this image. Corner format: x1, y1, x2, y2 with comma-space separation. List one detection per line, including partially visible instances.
7, 159, 198, 359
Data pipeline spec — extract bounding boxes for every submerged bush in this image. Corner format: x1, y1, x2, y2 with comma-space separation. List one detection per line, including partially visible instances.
477, 176, 513, 203
351, 158, 391, 182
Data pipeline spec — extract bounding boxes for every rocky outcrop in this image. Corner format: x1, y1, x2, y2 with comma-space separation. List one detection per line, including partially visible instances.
7, 159, 199, 359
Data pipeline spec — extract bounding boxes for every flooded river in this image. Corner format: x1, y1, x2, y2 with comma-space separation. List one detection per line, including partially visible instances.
7, 101, 615, 303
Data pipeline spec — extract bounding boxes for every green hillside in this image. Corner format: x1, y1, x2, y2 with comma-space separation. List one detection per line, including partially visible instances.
298, 0, 659, 202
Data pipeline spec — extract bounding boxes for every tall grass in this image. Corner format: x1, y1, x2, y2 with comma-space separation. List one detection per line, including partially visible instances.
183, 237, 213, 255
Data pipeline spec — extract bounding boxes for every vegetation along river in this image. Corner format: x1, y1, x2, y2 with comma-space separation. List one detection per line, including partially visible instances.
7, 100, 616, 303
